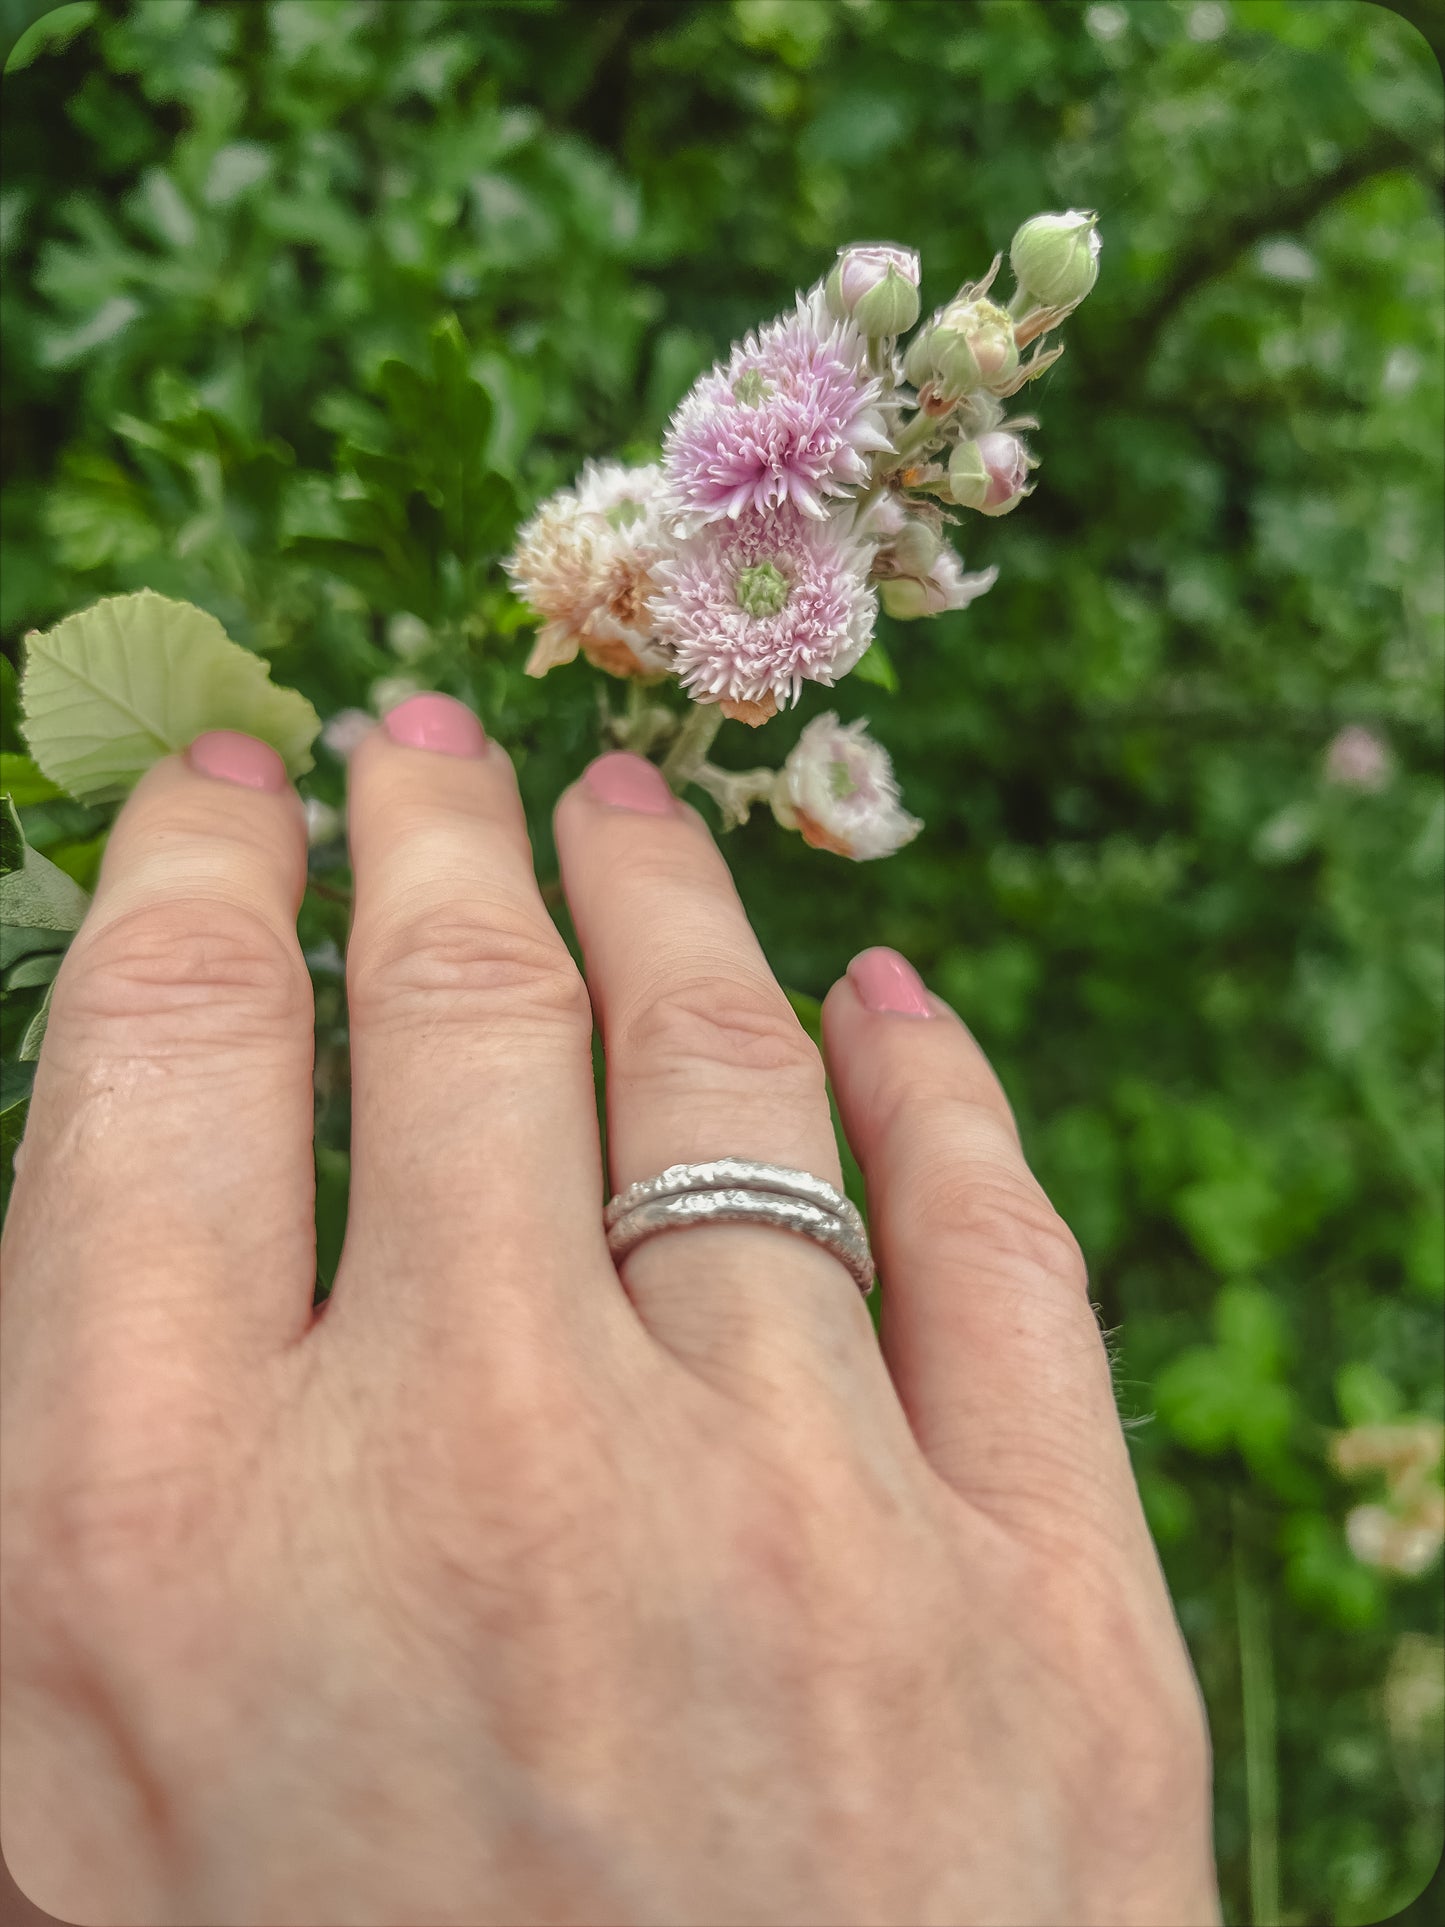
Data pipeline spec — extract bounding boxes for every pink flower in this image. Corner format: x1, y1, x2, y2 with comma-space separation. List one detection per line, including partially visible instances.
1324, 725, 1390, 793
772, 712, 921, 861
648, 505, 877, 712
664, 292, 890, 523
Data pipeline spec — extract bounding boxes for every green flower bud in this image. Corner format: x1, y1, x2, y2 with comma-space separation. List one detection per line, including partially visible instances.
878, 577, 934, 621
1009, 210, 1100, 310
947, 439, 991, 512
908, 297, 1018, 401
888, 516, 945, 577
852, 265, 921, 337
825, 242, 922, 334
902, 323, 938, 390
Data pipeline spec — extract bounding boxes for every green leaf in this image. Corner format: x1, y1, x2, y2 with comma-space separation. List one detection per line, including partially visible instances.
3, 951, 61, 991
0, 834, 89, 934
0, 1057, 35, 1220
17, 979, 54, 1061
4, 2, 96, 74
0, 752, 62, 805
1334, 1361, 1404, 1427
851, 640, 899, 693
21, 591, 320, 803
1214, 1283, 1288, 1374
0, 655, 22, 750
1174, 1172, 1280, 1276
1153, 1346, 1240, 1454
1405, 1210, 1444, 1299
0, 925, 69, 971
0, 793, 21, 876
0, 1059, 35, 1118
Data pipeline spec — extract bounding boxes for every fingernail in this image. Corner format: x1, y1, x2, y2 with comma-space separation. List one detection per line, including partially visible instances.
583, 751, 676, 816
187, 730, 287, 793
847, 947, 934, 1018
382, 693, 486, 757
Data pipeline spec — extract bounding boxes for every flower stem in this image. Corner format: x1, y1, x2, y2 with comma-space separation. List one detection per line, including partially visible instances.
890, 410, 941, 465
660, 703, 725, 789
691, 761, 778, 829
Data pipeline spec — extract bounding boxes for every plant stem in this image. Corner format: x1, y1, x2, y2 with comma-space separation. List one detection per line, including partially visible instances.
1233, 1501, 1280, 1927
691, 760, 778, 829
660, 703, 724, 789
890, 410, 941, 465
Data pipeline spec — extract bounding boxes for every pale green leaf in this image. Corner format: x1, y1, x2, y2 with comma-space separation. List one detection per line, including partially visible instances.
21, 591, 320, 804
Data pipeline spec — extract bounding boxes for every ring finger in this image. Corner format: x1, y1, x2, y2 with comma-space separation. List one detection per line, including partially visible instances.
554, 751, 879, 1395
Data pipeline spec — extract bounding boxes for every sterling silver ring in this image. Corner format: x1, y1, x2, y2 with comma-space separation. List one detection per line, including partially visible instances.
604, 1158, 874, 1294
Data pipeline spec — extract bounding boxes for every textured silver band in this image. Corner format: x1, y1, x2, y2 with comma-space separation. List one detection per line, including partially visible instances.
604, 1159, 874, 1294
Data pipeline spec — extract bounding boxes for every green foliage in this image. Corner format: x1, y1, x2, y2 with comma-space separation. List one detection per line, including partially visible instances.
1, 4, 1442, 1921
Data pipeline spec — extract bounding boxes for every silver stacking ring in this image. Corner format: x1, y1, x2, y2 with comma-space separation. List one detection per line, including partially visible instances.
604, 1158, 874, 1294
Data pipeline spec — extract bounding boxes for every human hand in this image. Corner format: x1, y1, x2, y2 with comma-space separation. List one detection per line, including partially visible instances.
1, 698, 1218, 1926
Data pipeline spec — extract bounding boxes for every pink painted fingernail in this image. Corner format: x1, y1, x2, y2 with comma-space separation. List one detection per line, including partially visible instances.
848, 947, 934, 1018
187, 730, 287, 793
583, 751, 676, 816
382, 693, 486, 757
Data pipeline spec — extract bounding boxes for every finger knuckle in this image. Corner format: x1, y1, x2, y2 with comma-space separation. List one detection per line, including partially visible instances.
623, 973, 825, 1093
349, 902, 591, 1037
912, 1136, 1087, 1294
58, 899, 308, 1051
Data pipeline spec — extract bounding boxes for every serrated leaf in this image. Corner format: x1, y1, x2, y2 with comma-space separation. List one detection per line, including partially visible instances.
21, 591, 320, 804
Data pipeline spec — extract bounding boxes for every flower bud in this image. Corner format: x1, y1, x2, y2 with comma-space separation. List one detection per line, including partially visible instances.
905, 297, 1018, 401
879, 545, 997, 620
1009, 210, 1100, 310
946, 439, 990, 511
825, 243, 922, 335
951, 430, 1035, 515
878, 577, 935, 621
888, 516, 944, 578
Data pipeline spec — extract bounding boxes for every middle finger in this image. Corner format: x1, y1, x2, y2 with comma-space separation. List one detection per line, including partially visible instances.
554, 751, 879, 1389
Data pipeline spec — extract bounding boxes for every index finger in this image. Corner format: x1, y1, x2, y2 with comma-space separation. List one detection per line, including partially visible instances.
1, 734, 315, 1392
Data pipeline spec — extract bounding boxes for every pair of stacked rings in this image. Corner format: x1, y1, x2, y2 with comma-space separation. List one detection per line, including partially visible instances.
603, 1158, 875, 1294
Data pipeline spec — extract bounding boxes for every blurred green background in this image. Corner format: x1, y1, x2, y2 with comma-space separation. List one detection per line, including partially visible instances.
1, 2, 1442, 1920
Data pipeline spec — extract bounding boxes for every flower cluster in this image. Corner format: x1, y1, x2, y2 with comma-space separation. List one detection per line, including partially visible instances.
505, 214, 1099, 860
